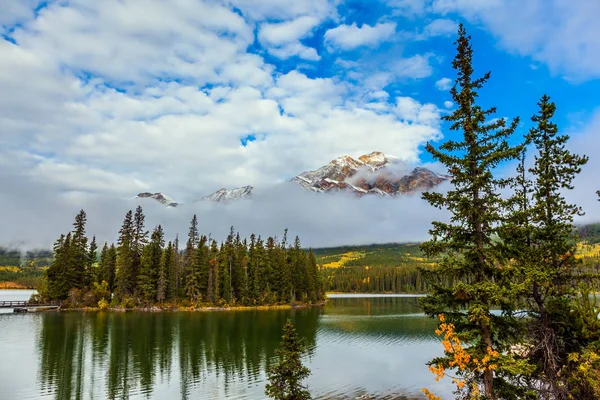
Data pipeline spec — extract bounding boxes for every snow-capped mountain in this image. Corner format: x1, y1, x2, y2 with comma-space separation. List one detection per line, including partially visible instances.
134, 151, 448, 206
198, 185, 253, 202
135, 192, 179, 207
290, 151, 448, 196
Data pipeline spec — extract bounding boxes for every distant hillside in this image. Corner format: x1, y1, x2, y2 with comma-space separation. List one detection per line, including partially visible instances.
313, 243, 436, 294
314, 239, 600, 294
578, 223, 600, 244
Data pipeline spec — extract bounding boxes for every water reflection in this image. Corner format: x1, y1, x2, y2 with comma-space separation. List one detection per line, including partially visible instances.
37, 309, 320, 400
0, 296, 455, 399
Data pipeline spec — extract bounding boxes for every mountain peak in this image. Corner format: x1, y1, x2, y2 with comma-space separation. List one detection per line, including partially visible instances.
200, 186, 253, 202
135, 192, 179, 207
290, 151, 447, 196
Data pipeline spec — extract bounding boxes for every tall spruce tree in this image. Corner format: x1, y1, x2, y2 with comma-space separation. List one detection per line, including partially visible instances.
87, 236, 97, 285
115, 210, 136, 297
420, 24, 523, 398
265, 320, 311, 400
162, 241, 176, 302
71, 209, 89, 288
138, 225, 164, 302
508, 95, 589, 397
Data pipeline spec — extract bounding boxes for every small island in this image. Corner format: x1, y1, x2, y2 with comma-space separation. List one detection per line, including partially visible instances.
37, 209, 325, 311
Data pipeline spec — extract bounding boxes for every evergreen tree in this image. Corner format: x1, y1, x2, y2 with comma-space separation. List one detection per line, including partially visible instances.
218, 242, 232, 304
132, 206, 148, 291
71, 209, 89, 288
208, 239, 219, 303
186, 235, 209, 301
115, 210, 136, 297
87, 236, 97, 285
507, 95, 589, 397
420, 24, 523, 398
306, 250, 319, 302
46, 234, 73, 299
197, 236, 210, 300
97, 242, 109, 284
138, 225, 164, 302
265, 320, 311, 400
106, 244, 117, 292
162, 241, 176, 302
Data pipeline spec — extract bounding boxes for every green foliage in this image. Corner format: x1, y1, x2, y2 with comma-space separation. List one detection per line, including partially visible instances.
500, 95, 591, 398
419, 24, 524, 398
265, 320, 312, 400
41, 208, 325, 308
315, 243, 436, 293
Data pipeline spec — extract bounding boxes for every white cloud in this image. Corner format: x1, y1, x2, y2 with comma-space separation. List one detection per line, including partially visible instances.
435, 77, 452, 90
227, 0, 337, 21
432, 0, 600, 80
395, 97, 441, 126
419, 18, 457, 39
259, 16, 321, 60
0, 0, 44, 29
444, 100, 453, 108
259, 16, 319, 45
325, 22, 397, 50
0, 1, 453, 250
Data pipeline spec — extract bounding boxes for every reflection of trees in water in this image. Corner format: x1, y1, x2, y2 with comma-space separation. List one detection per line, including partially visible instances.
37, 308, 320, 400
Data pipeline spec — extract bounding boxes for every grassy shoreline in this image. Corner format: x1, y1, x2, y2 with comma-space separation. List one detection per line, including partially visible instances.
59, 301, 327, 313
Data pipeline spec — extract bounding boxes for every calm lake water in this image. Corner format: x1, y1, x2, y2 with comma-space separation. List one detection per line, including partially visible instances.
0, 291, 453, 399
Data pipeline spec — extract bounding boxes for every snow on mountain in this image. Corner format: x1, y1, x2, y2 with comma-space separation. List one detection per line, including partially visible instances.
290, 151, 447, 196
199, 185, 253, 202
135, 192, 179, 207
134, 151, 448, 207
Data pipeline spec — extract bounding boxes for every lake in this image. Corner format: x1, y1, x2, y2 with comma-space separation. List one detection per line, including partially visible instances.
0, 291, 453, 399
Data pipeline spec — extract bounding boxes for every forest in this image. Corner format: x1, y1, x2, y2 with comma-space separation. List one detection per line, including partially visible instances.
39, 210, 325, 309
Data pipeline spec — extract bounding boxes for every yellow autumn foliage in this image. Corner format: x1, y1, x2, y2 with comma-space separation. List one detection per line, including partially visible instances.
321, 251, 365, 268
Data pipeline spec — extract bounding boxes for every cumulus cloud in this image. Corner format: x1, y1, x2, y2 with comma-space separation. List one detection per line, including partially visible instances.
324, 22, 397, 50
416, 18, 457, 40
435, 77, 452, 90
432, 0, 600, 80
258, 16, 321, 60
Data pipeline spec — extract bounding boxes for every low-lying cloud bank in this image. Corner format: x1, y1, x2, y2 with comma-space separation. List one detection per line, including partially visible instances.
0, 173, 452, 250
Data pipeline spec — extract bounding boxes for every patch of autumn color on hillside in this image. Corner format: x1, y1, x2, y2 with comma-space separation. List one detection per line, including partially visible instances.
0, 266, 20, 273
576, 243, 600, 259
0, 281, 28, 289
321, 251, 365, 268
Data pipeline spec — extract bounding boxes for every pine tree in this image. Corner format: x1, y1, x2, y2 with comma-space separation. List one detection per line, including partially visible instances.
106, 244, 117, 293
208, 239, 219, 303
508, 95, 589, 397
161, 241, 176, 302
87, 236, 97, 285
97, 242, 109, 284
46, 234, 73, 299
265, 320, 311, 400
71, 209, 89, 288
218, 242, 232, 304
115, 210, 136, 297
420, 24, 523, 398
138, 225, 164, 302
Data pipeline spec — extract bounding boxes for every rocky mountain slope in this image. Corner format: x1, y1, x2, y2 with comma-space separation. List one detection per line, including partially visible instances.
135, 151, 448, 206
135, 192, 179, 207
198, 186, 253, 202
290, 151, 448, 196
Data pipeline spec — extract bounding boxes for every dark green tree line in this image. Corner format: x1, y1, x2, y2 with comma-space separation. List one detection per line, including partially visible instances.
43, 208, 324, 307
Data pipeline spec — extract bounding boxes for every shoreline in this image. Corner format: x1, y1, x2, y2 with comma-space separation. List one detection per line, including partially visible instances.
57, 301, 328, 313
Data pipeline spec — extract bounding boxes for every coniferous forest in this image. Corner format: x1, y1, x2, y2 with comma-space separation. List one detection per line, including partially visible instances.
40, 208, 324, 309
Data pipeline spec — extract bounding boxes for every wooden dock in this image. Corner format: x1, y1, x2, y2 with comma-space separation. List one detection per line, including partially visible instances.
0, 300, 61, 312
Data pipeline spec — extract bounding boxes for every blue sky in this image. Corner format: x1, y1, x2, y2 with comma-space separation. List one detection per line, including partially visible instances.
1, 0, 599, 247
